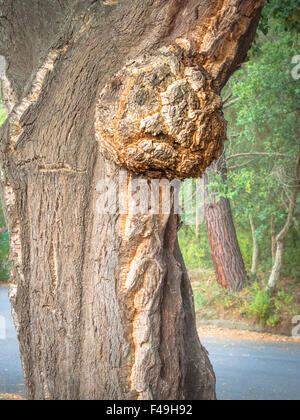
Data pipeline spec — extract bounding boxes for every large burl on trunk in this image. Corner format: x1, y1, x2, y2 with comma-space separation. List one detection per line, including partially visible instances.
0, 0, 264, 400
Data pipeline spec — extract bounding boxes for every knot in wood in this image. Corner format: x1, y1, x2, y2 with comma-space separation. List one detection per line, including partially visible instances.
95, 47, 226, 179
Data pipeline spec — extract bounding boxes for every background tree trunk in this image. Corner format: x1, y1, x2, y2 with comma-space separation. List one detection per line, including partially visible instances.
0, 0, 264, 400
250, 215, 259, 277
268, 146, 300, 291
271, 215, 277, 264
204, 155, 247, 292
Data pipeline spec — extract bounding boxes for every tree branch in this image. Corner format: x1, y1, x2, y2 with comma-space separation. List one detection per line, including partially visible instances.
277, 146, 300, 242
223, 92, 233, 104
227, 159, 255, 171
223, 97, 240, 109
227, 152, 289, 161
188, 0, 265, 86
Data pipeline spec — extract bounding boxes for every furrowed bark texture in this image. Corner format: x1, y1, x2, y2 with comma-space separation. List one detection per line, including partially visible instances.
0, 0, 264, 400
204, 156, 247, 291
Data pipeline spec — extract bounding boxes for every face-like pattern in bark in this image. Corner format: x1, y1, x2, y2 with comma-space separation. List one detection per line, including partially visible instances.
95, 47, 226, 179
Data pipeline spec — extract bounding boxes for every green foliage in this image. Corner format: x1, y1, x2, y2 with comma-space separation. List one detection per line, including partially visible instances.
232, 30, 299, 148
0, 81, 7, 127
193, 276, 299, 328
241, 285, 272, 326
260, 0, 300, 34
193, 275, 243, 312
178, 225, 212, 270
223, 25, 300, 277
181, 26, 300, 277
0, 108, 6, 126
184, 26, 300, 324
240, 281, 299, 327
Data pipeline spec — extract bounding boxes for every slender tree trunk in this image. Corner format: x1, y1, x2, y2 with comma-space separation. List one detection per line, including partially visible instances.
0, 0, 264, 400
196, 205, 201, 239
268, 146, 300, 291
268, 241, 284, 291
204, 156, 247, 292
250, 215, 259, 277
271, 215, 276, 264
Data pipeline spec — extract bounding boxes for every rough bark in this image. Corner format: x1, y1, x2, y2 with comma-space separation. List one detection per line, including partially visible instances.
0, 0, 264, 400
250, 215, 259, 277
204, 156, 247, 292
0, 56, 16, 113
268, 146, 300, 291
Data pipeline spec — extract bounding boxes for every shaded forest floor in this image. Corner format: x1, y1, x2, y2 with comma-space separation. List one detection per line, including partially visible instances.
190, 269, 300, 337
198, 326, 300, 343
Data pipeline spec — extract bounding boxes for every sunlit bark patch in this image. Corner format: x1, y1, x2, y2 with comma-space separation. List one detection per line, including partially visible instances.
0, 56, 17, 114
7, 50, 60, 151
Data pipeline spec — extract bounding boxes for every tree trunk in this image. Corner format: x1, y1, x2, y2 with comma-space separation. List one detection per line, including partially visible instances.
271, 215, 276, 264
196, 204, 202, 239
0, 0, 264, 400
250, 215, 259, 277
268, 146, 300, 291
204, 156, 247, 292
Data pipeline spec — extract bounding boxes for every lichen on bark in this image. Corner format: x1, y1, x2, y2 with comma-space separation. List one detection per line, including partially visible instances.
95, 47, 226, 180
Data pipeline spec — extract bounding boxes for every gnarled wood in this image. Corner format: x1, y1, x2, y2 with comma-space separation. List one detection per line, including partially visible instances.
95, 47, 226, 179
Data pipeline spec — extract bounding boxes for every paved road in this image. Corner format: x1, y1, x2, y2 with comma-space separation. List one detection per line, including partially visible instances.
0, 286, 300, 400
0, 287, 25, 397
201, 336, 300, 400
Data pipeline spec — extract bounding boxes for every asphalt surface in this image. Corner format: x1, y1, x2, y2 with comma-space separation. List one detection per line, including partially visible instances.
0, 286, 300, 400
201, 336, 300, 400
0, 287, 25, 397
